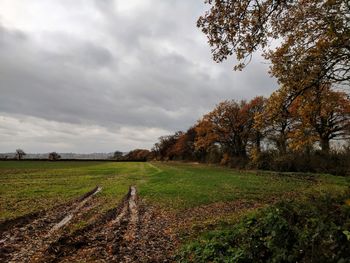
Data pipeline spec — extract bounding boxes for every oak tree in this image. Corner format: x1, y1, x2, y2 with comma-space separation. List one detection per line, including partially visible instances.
168, 127, 197, 160
255, 87, 294, 154
245, 96, 267, 153
195, 100, 252, 158
198, 0, 350, 95
152, 131, 183, 160
290, 84, 350, 153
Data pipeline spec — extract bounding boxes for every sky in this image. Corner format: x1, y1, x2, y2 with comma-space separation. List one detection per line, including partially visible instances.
0, 0, 277, 153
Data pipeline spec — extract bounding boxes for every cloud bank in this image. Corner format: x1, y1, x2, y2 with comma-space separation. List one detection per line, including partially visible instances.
0, 0, 277, 153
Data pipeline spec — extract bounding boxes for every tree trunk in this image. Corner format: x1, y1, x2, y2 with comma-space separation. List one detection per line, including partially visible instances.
320, 137, 330, 153
255, 133, 261, 153
276, 136, 287, 155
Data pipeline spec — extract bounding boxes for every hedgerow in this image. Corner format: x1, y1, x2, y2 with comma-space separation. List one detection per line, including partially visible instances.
177, 191, 350, 263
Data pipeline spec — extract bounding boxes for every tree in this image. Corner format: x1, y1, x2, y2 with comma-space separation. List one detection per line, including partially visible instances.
194, 118, 219, 154
48, 152, 61, 161
255, 87, 294, 154
15, 149, 26, 160
289, 84, 350, 153
167, 127, 197, 160
198, 0, 350, 95
125, 149, 151, 161
113, 151, 123, 159
195, 100, 252, 158
244, 96, 267, 153
152, 131, 183, 160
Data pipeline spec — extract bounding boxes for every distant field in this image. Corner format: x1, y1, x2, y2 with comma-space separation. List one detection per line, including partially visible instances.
1, 161, 349, 220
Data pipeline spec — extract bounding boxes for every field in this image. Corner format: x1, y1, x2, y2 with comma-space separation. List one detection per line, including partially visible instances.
0, 161, 349, 262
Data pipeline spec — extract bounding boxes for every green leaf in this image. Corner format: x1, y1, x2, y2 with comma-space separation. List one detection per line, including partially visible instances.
342, 230, 350, 241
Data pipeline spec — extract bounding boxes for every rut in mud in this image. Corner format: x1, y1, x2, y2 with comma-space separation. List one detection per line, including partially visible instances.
42, 186, 176, 263
0, 186, 102, 263
0, 186, 177, 263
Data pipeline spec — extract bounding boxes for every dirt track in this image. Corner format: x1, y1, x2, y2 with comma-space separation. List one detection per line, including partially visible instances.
0, 186, 177, 263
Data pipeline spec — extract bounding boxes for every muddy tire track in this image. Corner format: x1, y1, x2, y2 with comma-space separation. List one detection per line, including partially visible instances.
108, 186, 139, 262
0, 186, 102, 263
1, 186, 178, 262
42, 187, 137, 262
42, 186, 176, 263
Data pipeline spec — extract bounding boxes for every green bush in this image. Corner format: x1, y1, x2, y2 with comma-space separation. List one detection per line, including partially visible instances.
177, 192, 350, 263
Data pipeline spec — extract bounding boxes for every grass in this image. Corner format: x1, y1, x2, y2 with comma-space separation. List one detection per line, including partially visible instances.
140, 162, 349, 209
0, 161, 349, 221
0, 161, 156, 220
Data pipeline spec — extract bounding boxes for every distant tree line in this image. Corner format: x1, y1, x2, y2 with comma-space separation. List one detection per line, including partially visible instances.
1, 150, 61, 161
112, 149, 151, 162
151, 84, 350, 175
2, 149, 151, 162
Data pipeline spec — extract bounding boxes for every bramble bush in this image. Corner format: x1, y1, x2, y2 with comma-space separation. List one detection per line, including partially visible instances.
177, 191, 350, 263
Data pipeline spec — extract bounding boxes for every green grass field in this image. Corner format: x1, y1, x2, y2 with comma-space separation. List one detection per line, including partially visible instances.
1, 161, 349, 221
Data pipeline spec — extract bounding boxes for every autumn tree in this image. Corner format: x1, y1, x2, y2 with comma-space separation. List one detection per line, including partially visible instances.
255, 87, 295, 154
152, 131, 184, 160
193, 120, 219, 162
245, 96, 267, 153
15, 149, 26, 160
195, 100, 253, 159
194, 118, 219, 153
125, 149, 150, 161
198, 0, 350, 95
167, 127, 197, 160
289, 84, 350, 153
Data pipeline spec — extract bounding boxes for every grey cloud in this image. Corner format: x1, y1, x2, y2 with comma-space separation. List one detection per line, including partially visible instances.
46, 42, 114, 69
0, 1, 277, 152
0, 113, 169, 152
0, 24, 26, 43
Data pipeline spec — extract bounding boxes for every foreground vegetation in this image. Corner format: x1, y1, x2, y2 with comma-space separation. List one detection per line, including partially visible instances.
178, 191, 350, 262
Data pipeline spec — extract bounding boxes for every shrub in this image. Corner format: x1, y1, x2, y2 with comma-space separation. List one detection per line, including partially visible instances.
206, 145, 223, 164
177, 191, 350, 263
248, 151, 350, 176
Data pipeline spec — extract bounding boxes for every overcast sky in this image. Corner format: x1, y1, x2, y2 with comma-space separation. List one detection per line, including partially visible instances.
0, 0, 277, 153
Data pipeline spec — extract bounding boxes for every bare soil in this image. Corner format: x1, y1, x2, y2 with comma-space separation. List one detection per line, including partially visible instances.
0, 187, 177, 263
0, 186, 101, 262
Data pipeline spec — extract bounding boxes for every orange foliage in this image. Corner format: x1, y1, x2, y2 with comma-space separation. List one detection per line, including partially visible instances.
195, 99, 261, 158
198, 0, 350, 95
255, 87, 294, 154
289, 84, 350, 152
